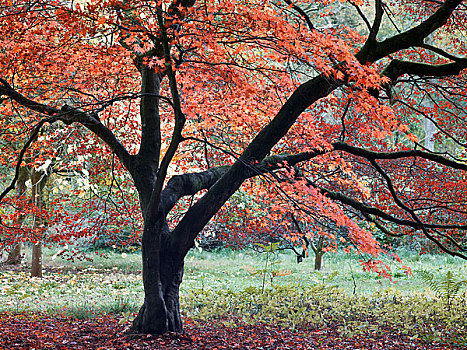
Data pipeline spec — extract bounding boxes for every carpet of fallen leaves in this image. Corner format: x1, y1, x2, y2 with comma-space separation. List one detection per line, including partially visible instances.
0, 312, 460, 349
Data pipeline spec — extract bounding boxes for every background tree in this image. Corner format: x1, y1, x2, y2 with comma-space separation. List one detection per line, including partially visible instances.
1, 0, 467, 335
4, 167, 27, 264
29, 167, 49, 278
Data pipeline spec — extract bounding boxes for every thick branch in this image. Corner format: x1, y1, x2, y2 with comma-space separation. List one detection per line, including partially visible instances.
161, 150, 326, 218
357, 0, 463, 62
146, 8, 187, 221
368, 0, 383, 42
167, 0, 463, 262
382, 58, 467, 84
160, 166, 229, 217
332, 142, 467, 171
168, 73, 341, 261
137, 67, 161, 167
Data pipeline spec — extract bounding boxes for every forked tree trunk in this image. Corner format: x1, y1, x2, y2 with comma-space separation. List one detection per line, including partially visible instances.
131, 219, 184, 333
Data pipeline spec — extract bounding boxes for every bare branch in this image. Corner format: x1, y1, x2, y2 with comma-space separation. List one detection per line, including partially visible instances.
283, 0, 314, 31
417, 43, 467, 62
333, 142, 467, 171
360, 212, 403, 237
0, 118, 52, 204
0, 78, 132, 170
349, 2, 371, 33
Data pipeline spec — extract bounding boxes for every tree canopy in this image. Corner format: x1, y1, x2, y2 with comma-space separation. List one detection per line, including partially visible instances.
1, 0, 467, 334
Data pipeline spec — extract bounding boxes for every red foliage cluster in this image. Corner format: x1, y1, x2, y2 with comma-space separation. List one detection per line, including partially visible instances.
0, 313, 455, 350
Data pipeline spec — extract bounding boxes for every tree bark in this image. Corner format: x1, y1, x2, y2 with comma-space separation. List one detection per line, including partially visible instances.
314, 251, 324, 271
312, 236, 325, 271
6, 244, 22, 265
131, 217, 184, 333
31, 243, 42, 278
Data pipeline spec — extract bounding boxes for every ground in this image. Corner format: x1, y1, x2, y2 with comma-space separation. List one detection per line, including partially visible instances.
0, 312, 457, 350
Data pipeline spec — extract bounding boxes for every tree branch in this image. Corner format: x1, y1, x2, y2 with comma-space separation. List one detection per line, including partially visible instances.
146, 7, 187, 221
350, 2, 371, 33
168, 73, 342, 261
0, 78, 132, 170
357, 0, 463, 62
332, 142, 467, 171
368, 0, 383, 42
382, 58, 467, 85
161, 150, 327, 219
418, 43, 467, 62
308, 179, 467, 231
166, 0, 464, 262
137, 67, 162, 169
360, 212, 403, 237
369, 159, 466, 259
283, 0, 314, 31
0, 118, 51, 204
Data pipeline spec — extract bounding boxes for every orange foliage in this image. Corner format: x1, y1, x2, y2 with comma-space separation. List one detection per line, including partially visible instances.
1, 0, 467, 272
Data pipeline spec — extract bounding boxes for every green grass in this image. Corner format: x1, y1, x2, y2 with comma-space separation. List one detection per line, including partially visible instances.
182, 247, 467, 295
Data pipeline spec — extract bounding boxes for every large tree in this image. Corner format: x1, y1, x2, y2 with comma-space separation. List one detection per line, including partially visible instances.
1, 0, 467, 334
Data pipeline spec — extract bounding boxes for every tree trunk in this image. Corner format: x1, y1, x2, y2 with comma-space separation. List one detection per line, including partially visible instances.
30, 168, 47, 278
6, 244, 22, 265
314, 251, 324, 270
131, 218, 184, 334
313, 236, 325, 270
6, 166, 28, 265
31, 243, 42, 278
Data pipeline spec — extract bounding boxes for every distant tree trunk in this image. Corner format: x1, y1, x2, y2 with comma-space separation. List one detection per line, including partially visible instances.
314, 250, 324, 270
423, 87, 435, 152
424, 116, 435, 151
31, 243, 42, 277
6, 244, 22, 265
6, 166, 29, 265
312, 236, 325, 271
30, 168, 48, 278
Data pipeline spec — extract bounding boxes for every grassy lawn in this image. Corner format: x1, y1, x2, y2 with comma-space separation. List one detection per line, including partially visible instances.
182, 247, 467, 294
1, 247, 466, 345
1, 247, 466, 313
